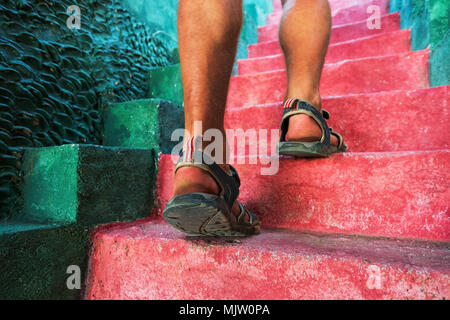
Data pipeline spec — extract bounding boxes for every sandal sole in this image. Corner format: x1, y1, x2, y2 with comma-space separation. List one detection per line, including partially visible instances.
163, 193, 260, 237
278, 141, 346, 157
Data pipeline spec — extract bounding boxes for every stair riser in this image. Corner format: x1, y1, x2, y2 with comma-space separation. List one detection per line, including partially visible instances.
21, 145, 156, 226
243, 30, 411, 73
258, 13, 400, 43
86, 223, 450, 300
228, 51, 429, 108
267, 0, 389, 25
248, 29, 410, 60
224, 87, 449, 153
156, 151, 450, 242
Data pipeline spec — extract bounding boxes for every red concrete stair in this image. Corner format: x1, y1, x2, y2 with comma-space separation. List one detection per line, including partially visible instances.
249, 29, 410, 61
258, 12, 400, 43
244, 30, 411, 71
267, 0, 389, 26
86, 221, 450, 300
228, 50, 429, 108
85, 0, 450, 300
156, 151, 450, 242
224, 87, 449, 153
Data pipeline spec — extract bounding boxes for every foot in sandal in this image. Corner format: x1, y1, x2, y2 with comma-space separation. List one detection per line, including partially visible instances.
163, 137, 260, 237
278, 98, 346, 157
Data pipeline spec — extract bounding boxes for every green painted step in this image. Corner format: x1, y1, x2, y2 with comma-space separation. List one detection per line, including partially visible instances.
149, 65, 183, 106
18, 144, 156, 226
430, 30, 450, 86
0, 221, 90, 300
391, 0, 449, 86
103, 98, 184, 154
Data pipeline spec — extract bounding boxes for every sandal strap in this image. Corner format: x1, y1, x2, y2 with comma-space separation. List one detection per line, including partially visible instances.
237, 202, 258, 225
175, 137, 240, 210
279, 99, 331, 146
330, 129, 345, 149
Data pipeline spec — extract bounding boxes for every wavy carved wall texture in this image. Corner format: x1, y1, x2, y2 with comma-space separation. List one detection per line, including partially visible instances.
0, 0, 175, 221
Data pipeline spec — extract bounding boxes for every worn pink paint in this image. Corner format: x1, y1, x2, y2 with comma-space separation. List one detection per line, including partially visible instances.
258, 12, 400, 43
267, 0, 389, 25
155, 151, 450, 242
86, 222, 450, 300
243, 30, 411, 73
248, 29, 410, 61
224, 87, 449, 152
85, 0, 450, 300
228, 50, 429, 108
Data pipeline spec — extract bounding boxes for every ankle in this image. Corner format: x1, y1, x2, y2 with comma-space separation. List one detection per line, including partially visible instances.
174, 166, 219, 196
285, 91, 322, 110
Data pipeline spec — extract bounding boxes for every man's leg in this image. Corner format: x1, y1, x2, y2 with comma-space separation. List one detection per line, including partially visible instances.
174, 0, 243, 216
280, 0, 338, 145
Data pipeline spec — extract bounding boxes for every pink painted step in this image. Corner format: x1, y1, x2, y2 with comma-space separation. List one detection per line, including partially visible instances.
156, 150, 450, 242
267, 0, 389, 25
249, 29, 411, 60
328, 0, 384, 12
332, 0, 389, 25
228, 50, 429, 108
272, 0, 282, 12
243, 30, 411, 74
272, 0, 383, 15
266, 12, 281, 25
86, 221, 450, 299
258, 12, 400, 43
224, 86, 449, 153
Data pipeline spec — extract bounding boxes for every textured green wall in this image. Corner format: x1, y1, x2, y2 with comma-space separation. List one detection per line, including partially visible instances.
0, 0, 178, 300
123, 0, 179, 47
0, 0, 175, 220
391, 0, 449, 86
122, 0, 273, 43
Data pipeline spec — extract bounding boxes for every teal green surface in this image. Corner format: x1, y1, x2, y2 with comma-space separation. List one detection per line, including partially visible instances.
21, 145, 79, 224
123, 0, 179, 45
19, 145, 156, 226
149, 64, 184, 106
392, 0, 449, 86
411, 0, 430, 50
103, 99, 160, 152
429, 0, 450, 48
430, 31, 450, 86
103, 98, 185, 154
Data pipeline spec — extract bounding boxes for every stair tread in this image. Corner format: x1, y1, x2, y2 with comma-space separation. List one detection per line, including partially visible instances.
224, 86, 449, 152
0, 220, 60, 235
228, 50, 429, 108
86, 220, 450, 299
243, 30, 411, 72
94, 221, 450, 270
